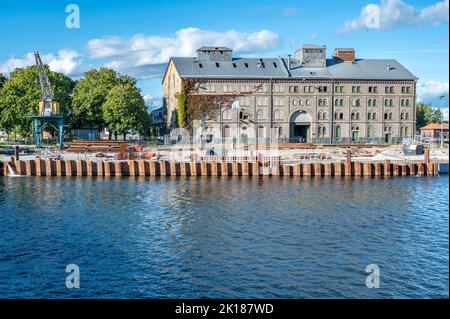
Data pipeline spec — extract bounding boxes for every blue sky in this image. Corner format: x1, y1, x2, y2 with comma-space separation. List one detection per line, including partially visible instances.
0, 0, 448, 115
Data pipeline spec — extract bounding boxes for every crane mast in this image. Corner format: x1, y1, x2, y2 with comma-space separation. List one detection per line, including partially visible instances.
34, 51, 57, 116
32, 51, 64, 148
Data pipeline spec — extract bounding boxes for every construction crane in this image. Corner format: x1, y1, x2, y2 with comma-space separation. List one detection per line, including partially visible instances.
32, 51, 64, 148
34, 51, 59, 116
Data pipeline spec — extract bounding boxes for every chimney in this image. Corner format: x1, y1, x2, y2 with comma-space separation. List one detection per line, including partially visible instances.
332, 48, 355, 63
386, 64, 391, 71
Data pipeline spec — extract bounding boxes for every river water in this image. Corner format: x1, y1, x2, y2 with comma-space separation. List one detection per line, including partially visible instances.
0, 175, 448, 298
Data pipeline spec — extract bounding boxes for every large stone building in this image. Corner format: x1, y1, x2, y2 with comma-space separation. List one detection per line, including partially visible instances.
162, 44, 417, 144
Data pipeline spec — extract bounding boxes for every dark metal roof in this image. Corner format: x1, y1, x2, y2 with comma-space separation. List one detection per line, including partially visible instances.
170, 57, 416, 80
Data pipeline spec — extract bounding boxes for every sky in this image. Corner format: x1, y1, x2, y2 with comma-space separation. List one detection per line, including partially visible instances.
0, 0, 448, 117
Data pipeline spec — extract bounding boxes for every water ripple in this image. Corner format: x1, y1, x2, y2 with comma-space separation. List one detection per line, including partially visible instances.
0, 176, 448, 298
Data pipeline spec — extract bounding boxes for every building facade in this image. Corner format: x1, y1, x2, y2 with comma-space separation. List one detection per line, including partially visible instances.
162, 44, 417, 144
421, 123, 449, 141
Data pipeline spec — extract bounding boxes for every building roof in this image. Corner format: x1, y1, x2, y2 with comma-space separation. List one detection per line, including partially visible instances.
170, 57, 416, 80
196, 46, 232, 51
421, 123, 449, 130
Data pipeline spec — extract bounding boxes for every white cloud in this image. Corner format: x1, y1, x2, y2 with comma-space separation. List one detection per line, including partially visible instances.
87, 27, 280, 72
340, 0, 449, 33
143, 95, 163, 110
417, 80, 449, 102
0, 50, 83, 75
420, 0, 450, 24
417, 80, 449, 119
1, 27, 279, 80
47, 50, 83, 75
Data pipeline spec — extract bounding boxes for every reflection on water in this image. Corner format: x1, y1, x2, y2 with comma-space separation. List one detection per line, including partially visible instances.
0, 176, 448, 298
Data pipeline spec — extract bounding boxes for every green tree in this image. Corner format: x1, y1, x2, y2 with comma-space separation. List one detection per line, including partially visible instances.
71, 68, 119, 129
0, 66, 74, 136
416, 103, 433, 129
416, 103, 445, 129
102, 77, 151, 140
0, 73, 6, 89
431, 108, 444, 123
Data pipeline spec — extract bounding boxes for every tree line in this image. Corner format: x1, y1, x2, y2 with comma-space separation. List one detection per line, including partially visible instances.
0, 67, 152, 140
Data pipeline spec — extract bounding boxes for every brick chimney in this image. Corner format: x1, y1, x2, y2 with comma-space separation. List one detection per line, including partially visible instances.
333, 48, 355, 63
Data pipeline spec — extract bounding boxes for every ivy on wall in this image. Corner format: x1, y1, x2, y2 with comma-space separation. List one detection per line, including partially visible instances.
176, 78, 263, 132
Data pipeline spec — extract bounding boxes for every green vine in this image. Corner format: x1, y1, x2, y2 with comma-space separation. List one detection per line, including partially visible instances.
176, 78, 263, 132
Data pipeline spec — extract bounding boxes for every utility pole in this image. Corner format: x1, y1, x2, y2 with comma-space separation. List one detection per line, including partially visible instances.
439, 95, 445, 148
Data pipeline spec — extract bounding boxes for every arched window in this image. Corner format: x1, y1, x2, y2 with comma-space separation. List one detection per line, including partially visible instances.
368, 99, 372, 107
373, 99, 376, 106
334, 112, 339, 120
368, 113, 372, 120
405, 113, 409, 120
400, 113, 404, 120
323, 112, 327, 120
318, 99, 323, 107
318, 111, 322, 120
389, 99, 393, 107
400, 126, 409, 137
258, 126, 265, 138
351, 112, 355, 120
223, 126, 230, 138
292, 99, 297, 106
340, 99, 344, 107
373, 112, 377, 120
299, 99, 303, 106
340, 113, 344, 120
335, 126, 342, 138
406, 99, 410, 107
389, 113, 393, 120
306, 99, 310, 106
368, 126, 376, 138
335, 99, 339, 107
401, 99, 405, 107
322, 126, 326, 135
356, 113, 360, 120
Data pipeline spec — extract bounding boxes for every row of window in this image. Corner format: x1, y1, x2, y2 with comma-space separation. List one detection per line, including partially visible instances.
201, 83, 413, 95
223, 109, 410, 121
333, 112, 410, 121
222, 125, 410, 138
242, 97, 412, 107
333, 126, 410, 138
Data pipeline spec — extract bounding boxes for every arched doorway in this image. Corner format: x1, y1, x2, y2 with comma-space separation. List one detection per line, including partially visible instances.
289, 111, 312, 143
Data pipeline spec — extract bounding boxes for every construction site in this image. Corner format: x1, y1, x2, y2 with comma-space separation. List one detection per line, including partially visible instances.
0, 51, 448, 177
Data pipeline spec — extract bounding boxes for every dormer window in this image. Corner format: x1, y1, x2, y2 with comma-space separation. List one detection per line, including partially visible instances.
273, 62, 278, 68
199, 63, 203, 68
244, 63, 249, 68
232, 63, 237, 68
215, 62, 220, 67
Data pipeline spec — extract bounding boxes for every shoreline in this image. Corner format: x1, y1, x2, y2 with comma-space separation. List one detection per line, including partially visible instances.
1, 159, 442, 177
